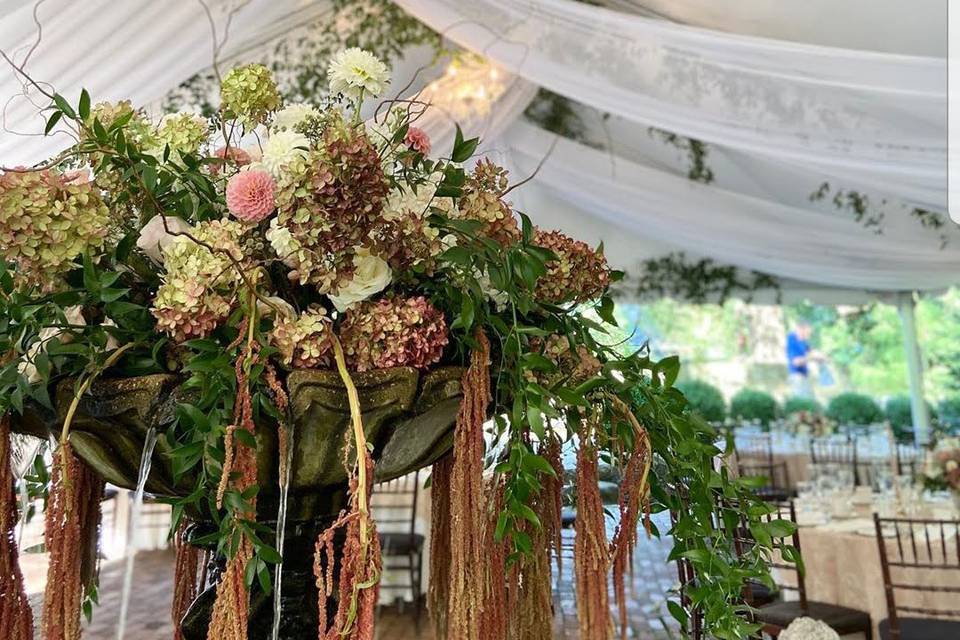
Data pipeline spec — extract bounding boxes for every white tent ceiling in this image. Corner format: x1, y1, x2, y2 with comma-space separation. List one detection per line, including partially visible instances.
0, 0, 954, 302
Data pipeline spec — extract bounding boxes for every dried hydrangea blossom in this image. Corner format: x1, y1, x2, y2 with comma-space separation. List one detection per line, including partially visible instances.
368, 181, 451, 272
527, 334, 602, 388
152, 219, 246, 341
453, 159, 519, 245
339, 295, 448, 372
533, 228, 611, 304
273, 119, 389, 294
0, 169, 110, 290
271, 306, 334, 369
220, 63, 282, 127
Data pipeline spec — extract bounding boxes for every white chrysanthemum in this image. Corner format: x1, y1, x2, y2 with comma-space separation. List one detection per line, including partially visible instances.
272, 103, 321, 132
327, 48, 390, 99
260, 130, 310, 178
266, 217, 301, 268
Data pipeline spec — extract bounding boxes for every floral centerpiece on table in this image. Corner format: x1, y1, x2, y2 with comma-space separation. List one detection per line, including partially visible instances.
923, 437, 960, 503
0, 47, 792, 640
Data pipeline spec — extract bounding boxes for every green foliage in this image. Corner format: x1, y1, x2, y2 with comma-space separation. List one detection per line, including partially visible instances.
730, 389, 779, 426
633, 252, 779, 305
676, 379, 726, 422
826, 392, 883, 425
783, 396, 822, 416
633, 388, 795, 639
884, 395, 935, 443
938, 397, 960, 431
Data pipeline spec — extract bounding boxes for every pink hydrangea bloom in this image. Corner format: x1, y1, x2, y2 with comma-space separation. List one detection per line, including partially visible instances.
404, 127, 431, 155
226, 169, 276, 223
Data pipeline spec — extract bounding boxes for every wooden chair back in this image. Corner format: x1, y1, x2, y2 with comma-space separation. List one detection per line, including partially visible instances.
735, 460, 792, 499
735, 434, 774, 468
734, 500, 808, 611
810, 438, 860, 485
370, 471, 419, 539
894, 443, 923, 479
874, 514, 960, 634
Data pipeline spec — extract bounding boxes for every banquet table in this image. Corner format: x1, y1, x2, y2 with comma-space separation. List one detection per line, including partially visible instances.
774, 511, 960, 639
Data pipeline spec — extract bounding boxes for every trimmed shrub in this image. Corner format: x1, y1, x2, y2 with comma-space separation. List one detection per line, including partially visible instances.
826, 392, 883, 425
938, 397, 960, 431
677, 380, 726, 423
730, 389, 779, 426
783, 396, 822, 416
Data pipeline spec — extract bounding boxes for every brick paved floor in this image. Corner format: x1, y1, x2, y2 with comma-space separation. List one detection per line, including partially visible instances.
24, 513, 680, 639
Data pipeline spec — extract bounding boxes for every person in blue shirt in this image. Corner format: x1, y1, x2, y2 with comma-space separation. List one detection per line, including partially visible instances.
786, 322, 823, 398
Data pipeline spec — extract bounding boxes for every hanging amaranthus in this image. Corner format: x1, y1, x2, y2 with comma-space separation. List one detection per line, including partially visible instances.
172, 520, 202, 640
0, 415, 33, 640
42, 442, 103, 640
207, 328, 260, 640
427, 454, 453, 640
313, 335, 382, 640
506, 482, 553, 640
574, 414, 612, 640
481, 477, 508, 640
446, 330, 490, 640
541, 435, 565, 578
608, 396, 652, 640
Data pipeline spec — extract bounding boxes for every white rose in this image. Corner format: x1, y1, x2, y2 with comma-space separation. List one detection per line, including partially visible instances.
137, 216, 194, 264
947, 460, 959, 472
328, 248, 392, 312
266, 218, 301, 268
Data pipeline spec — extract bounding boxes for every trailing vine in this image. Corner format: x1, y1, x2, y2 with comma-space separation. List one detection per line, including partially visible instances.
811, 182, 953, 248
163, 0, 442, 114
628, 252, 781, 305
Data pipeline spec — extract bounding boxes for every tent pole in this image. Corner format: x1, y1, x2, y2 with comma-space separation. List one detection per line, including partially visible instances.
896, 291, 930, 444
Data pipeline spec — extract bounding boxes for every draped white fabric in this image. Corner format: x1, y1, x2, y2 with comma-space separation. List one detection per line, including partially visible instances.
605, 0, 947, 57
503, 121, 960, 292
394, 0, 948, 210
0, 0, 336, 165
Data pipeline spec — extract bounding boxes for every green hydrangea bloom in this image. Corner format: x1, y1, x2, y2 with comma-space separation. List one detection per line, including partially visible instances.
220, 64, 281, 127
155, 112, 209, 157
0, 170, 110, 291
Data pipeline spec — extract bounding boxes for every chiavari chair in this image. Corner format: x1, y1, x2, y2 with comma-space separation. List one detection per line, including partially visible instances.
894, 443, 924, 479
874, 514, 960, 639
735, 460, 795, 502
371, 471, 425, 625
810, 437, 861, 485
740, 501, 873, 638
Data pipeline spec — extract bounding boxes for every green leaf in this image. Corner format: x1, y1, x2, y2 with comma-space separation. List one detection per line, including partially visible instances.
44, 111, 62, 135
53, 93, 76, 119
78, 89, 90, 120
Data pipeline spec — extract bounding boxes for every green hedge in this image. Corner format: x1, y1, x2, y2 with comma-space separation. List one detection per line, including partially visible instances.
938, 397, 960, 431
783, 396, 822, 416
677, 380, 726, 422
730, 389, 779, 426
826, 392, 883, 425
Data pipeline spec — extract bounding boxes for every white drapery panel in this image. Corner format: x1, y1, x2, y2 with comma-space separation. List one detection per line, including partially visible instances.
0, 0, 336, 165
394, 0, 947, 210
605, 0, 947, 57
503, 121, 960, 293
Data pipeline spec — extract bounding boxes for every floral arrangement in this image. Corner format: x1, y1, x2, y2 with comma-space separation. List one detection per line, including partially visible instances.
0, 45, 791, 640
779, 617, 840, 640
923, 437, 960, 494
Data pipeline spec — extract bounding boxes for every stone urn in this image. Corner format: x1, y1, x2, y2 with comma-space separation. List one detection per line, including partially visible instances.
12, 366, 464, 639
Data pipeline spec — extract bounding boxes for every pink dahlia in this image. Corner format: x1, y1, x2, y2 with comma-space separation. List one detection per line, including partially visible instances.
404, 127, 431, 155
211, 146, 252, 176
226, 169, 276, 223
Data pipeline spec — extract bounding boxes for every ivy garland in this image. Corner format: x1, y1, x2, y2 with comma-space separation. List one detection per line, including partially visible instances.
810, 182, 953, 248
164, 0, 442, 114
628, 252, 781, 305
